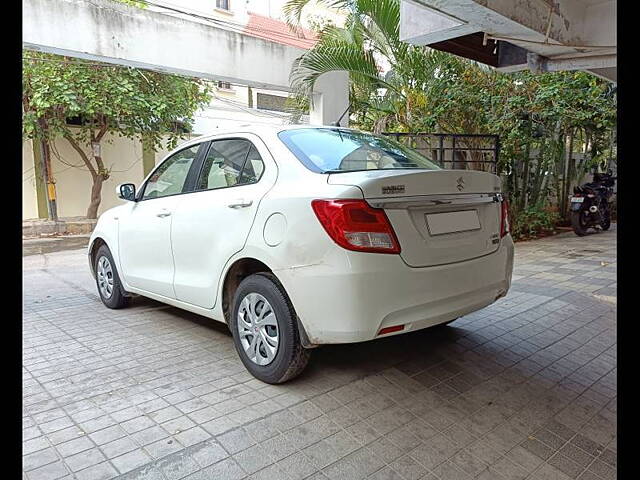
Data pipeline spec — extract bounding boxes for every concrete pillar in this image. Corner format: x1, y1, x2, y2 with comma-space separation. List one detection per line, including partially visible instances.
309, 71, 350, 127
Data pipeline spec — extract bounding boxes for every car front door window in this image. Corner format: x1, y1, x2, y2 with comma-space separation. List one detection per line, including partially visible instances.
197, 139, 265, 191
143, 145, 200, 200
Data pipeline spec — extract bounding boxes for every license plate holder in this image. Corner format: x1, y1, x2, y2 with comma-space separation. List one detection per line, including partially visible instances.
425, 210, 481, 236
571, 197, 585, 203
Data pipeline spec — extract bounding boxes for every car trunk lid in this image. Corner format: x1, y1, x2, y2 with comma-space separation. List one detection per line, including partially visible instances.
328, 169, 504, 267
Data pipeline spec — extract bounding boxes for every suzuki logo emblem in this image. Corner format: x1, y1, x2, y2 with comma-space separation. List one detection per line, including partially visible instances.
456, 176, 465, 191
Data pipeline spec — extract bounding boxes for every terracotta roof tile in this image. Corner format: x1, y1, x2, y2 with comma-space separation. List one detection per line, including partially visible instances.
243, 13, 317, 49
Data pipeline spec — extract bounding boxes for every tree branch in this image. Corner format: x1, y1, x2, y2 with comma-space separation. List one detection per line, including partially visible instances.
94, 115, 109, 143
64, 134, 97, 179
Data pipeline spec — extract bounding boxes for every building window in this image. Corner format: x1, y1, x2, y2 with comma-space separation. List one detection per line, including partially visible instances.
217, 81, 232, 90
256, 93, 287, 113
216, 0, 230, 11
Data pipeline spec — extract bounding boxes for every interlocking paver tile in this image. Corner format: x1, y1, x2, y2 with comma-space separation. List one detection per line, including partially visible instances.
301, 440, 339, 470
23, 447, 59, 472
390, 455, 426, 480
25, 460, 70, 480
111, 449, 153, 474
23, 227, 617, 478
74, 461, 119, 480
116, 464, 165, 480
131, 426, 169, 447
156, 451, 200, 480
23, 436, 51, 456
187, 440, 229, 468
144, 437, 183, 460
598, 448, 616, 468
278, 452, 317, 480
64, 447, 107, 472
431, 460, 472, 480
533, 462, 574, 480
101, 437, 139, 459
55, 436, 95, 457
201, 415, 238, 436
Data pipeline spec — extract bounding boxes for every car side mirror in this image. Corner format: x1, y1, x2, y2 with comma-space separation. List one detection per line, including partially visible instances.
117, 183, 137, 201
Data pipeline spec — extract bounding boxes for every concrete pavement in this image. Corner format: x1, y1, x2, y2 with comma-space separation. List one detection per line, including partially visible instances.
23, 226, 617, 480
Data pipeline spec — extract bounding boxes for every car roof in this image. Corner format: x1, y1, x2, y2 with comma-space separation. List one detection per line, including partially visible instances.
191, 124, 362, 143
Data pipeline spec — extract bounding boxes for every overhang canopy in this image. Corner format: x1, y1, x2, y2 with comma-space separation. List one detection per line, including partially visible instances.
400, 0, 616, 82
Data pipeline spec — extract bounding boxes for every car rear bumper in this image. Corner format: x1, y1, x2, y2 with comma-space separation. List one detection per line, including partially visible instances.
275, 235, 514, 344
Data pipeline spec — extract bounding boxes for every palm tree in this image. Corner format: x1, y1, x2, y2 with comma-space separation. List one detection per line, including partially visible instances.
285, 0, 448, 131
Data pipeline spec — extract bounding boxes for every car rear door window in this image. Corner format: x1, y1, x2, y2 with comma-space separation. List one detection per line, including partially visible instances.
197, 139, 265, 191
142, 145, 200, 200
240, 145, 265, 183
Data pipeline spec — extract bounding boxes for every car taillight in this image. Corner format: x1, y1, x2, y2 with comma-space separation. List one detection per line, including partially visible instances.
500, 198, 510, 238
311, 199, 401, 254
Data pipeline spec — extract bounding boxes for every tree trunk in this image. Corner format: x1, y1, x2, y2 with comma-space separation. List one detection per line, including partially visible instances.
86, 140, 109, 219
86, 174, 104, 219
529, 139, 546, 207
63, 120, 110, 219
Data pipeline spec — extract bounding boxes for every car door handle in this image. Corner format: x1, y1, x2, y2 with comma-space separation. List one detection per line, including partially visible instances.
156, 210, 172, 218
228, 199, 253, 209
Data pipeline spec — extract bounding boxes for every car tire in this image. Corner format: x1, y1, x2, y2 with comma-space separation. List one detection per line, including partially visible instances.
230, 272, 310, 384
94, 245, 130, 309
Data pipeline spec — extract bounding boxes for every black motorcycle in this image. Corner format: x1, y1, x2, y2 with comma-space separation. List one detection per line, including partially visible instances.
570, 170, 616, 236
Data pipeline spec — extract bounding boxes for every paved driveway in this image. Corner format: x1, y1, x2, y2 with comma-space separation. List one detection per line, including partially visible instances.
23, 227, 617, 480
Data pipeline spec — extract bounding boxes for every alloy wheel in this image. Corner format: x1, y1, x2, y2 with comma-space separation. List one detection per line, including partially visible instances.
237, 292, 279, 365
97, 256, 114, 299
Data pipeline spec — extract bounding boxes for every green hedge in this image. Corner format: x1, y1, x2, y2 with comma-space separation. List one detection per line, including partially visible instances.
510, 205, 561, 241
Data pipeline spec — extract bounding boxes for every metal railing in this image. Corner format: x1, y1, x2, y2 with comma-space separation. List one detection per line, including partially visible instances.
382, 132, 500, 174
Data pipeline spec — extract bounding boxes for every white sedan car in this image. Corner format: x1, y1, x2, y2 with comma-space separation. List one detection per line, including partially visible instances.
89, 125, 514, 383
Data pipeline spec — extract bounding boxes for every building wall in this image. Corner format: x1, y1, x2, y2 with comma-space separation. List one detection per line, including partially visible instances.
22, 140, 39, 220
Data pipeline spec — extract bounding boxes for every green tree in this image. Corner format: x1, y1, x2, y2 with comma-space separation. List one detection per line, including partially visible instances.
22, 52, 211, 218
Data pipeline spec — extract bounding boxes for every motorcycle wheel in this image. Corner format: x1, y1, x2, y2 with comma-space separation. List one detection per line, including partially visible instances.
601, 209, 611, 231
571, 210, 590, 236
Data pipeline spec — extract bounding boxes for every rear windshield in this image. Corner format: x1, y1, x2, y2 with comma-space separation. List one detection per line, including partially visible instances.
278, 128, 440, 173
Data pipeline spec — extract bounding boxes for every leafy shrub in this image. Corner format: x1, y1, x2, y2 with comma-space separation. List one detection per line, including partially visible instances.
510, 205, 560, 241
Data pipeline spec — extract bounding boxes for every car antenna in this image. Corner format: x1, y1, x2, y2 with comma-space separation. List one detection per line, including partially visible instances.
329, 102, 351, 127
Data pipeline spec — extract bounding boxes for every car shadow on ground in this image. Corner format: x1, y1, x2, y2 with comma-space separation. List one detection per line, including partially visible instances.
126, 293, 477, 385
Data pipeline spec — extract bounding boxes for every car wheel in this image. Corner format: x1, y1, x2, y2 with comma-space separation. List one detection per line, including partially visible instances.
231, 273, 310, 384
94, 245, 130, 309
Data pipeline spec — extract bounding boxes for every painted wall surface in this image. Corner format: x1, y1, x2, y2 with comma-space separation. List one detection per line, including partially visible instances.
22, 140, 39, 220
57, 134, 143, 218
